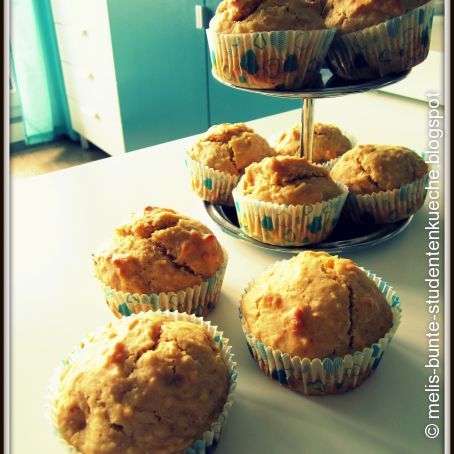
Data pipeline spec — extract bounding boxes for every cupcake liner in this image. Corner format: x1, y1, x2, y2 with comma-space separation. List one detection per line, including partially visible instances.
326, 0, 435, 80
345, 173, 429, 224
232, 182, 348, 246
46, 311, 238, 454
207, 28, 336, 89
240, 269, 401, 395
268, 128, 357, 169
101, 249, 228, 318
185, 153, 239, 206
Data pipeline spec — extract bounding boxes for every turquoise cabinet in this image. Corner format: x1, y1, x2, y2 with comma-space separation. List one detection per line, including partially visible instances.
108, 0, 210, 151
107, 0, 297, 151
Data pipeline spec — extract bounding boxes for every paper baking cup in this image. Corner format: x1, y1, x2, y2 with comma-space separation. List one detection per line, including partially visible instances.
326, 0, 435, 80
345, 174, 429, 224
46, 311, 238, 454
101, 250, 228, 318
207, 28, 336, 89
185, 153, 239, 206
232, 182, 348, 246
240, 269, 401, 395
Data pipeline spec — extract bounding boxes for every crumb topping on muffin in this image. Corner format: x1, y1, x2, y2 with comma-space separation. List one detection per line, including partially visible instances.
188, 123, 275, 176
241, 251, 393, 359
55, 313, 229, 454
330, 145, 428, 194
273, 123, 352, 163
236, 155, 342, 205
93, 207, 225, 294
323, 0, 406, 33
211, 0, 326, 33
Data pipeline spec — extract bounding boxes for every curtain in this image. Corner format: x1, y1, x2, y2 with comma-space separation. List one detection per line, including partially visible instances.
10, 0, 76, 145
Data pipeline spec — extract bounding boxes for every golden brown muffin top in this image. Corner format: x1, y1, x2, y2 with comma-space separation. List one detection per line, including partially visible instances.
236, 155, 342, 205
55, 313, 229, 454
241, 251, 393, 359
330, 145, 428, 195
210, 0, 326, 33
188, 123, 275, 176
93, 207, 225, 295
324, 0, 406, 33
273, 123, 352, 163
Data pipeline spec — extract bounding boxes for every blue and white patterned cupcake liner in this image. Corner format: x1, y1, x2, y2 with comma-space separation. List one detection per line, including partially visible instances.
240, 269, 401, 396
345, 173, 429, 224
185, 153, 239, 206
326, 0, 435, 80
101, 249, 228, 318
46, 311, 238, 454
232, 182, 348, 246
207, 28, 336, 89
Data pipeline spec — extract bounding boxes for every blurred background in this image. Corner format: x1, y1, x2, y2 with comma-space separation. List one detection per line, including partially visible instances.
9, 0, 445, 179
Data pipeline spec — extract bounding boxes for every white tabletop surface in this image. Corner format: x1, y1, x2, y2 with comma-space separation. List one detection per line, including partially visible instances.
11, 91, 445, 453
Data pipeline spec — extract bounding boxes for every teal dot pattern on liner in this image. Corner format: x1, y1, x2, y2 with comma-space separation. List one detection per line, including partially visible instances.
283, 54, 298, 73
371, 344, 381, 358
272, 369, 288, 385
261, 215, 274, 231
254, 340, 268, 360
203, 178, 213, 190
238, 75, 247, 83
307, 216, 322, 234
211, 51, 217, 66
213, 335, 223, 348
240, 50, 259, 75
118, 303, 132, 317
372, 351, 385, 370
323, 357, 344, 374
421, 26, 430, 47
386, 18, 401, 38
418, 8, 425, 24
391, 294, 400, 308
269, 31, 288, 52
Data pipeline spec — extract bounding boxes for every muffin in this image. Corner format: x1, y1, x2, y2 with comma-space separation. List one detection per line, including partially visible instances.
240, 251, 401, 395
232, 155, 348, 245
211, 0, 327, 33
92, 206, 228, 316
50, 311, 237, 453
324, 0, 406, 34
207, 0, 336, 89
330, 145, 429, 223
324, 0, 435, 80
272, 122, 353, 164
186, 123, 275, 206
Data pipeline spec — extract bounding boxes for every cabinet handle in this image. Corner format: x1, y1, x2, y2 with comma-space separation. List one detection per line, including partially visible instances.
195, 5, 210, 29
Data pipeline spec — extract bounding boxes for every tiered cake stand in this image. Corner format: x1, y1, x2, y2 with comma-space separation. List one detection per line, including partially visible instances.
206, 68, 414, 254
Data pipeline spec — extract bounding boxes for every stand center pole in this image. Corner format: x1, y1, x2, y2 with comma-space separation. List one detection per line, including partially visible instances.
300, 98, 315, 162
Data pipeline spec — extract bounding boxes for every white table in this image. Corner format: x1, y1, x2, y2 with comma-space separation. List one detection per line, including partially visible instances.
11, 91, 445, 453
